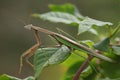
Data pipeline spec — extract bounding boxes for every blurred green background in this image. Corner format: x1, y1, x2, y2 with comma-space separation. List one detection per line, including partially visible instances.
0, 0, 120, 80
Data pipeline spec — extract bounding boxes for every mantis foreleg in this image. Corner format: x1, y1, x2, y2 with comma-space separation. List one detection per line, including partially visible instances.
19, 30, 41, 73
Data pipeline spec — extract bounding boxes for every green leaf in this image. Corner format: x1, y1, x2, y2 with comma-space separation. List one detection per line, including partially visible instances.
33, 12, 80, 24
32, 3, 112, 35
100, 58, 120, 79
100, 77, 120, 80
61, 53, 85, 67
49, 3, 75, 14
0, 74, 20, 80
80, 40, 95, 48
61, 61, 83, 80
94, 37, 111, 52
110, 23, 120, 38
34, 45, 71, 78
61, 61, 93, 80
0, 74, 34, 80
48, 3, 84, 18
24, 76, 35, 80
112, 45, 120, 55
88, 28, 98, 35
78, 17, 112, 34
81, 66, 93, 78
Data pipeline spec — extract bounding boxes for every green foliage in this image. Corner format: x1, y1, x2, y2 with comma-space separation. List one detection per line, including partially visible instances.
100, 57, 120, 79
0, 74, 34, 80
112, 45, 120, 55
94, 24, 120, 53
94, 37, 111, 52
34, 45, 71, 79
100, 77, 120, 80
32, 3, 120, 80
80, 40, 94, 48
77, 17, 112, 35
2, 3, 120, 80
37, 12, 80, 24
32, 3, 112, 35
48, 3, 83, 18
61, 61, 93, 80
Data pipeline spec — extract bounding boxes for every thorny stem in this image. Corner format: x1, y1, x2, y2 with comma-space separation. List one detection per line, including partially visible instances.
73, 55, 93, 80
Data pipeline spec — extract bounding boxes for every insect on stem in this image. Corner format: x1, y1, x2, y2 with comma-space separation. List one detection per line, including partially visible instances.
19, 24, 115, 73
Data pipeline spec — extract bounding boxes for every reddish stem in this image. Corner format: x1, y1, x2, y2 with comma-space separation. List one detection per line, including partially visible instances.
73, 55, 93, 80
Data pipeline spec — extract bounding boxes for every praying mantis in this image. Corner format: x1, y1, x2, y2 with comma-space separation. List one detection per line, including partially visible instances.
19, 24, 115, 73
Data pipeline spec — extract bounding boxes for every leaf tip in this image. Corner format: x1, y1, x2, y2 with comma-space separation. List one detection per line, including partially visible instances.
31, 13, 40, 18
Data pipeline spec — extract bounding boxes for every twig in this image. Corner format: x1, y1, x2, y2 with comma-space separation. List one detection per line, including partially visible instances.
73, 55, 93, 80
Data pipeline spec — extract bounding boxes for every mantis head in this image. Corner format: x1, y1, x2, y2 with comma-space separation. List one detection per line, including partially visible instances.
24, 24, 33, 30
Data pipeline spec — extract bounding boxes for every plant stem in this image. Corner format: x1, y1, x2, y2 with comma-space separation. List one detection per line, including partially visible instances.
73, 55, 93, 80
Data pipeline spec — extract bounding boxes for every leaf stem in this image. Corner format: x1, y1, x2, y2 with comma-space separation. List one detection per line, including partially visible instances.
73, 55, 93, 80
110, 23, 120, 38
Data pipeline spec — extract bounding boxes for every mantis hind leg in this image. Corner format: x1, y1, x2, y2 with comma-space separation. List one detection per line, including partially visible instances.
19, 30, 41, 73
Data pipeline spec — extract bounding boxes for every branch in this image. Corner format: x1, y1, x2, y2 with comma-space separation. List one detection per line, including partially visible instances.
73, 55, 93, 80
